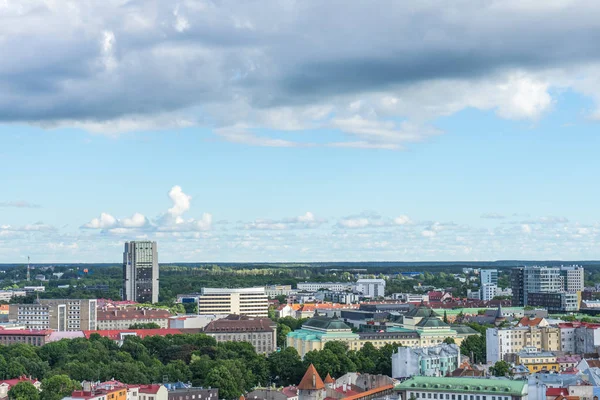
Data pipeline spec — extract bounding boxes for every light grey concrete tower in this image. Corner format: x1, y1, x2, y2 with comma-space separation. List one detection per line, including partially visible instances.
123, 241, 159, 303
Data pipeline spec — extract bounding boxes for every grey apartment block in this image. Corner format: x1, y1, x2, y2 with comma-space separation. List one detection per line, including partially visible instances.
9, 299, 97, 331
123, 241, 159, 303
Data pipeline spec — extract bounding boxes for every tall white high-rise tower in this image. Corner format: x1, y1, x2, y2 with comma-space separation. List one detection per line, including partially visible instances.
123, 241, 159, 303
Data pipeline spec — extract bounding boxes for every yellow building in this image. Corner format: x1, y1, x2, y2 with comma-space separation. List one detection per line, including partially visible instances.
516, 348, 559, 373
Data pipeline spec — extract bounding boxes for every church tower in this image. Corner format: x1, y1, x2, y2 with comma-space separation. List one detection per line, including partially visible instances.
298, 364, 325, 400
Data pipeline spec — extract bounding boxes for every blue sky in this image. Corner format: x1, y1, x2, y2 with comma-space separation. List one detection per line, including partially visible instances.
1, 1, 600, 262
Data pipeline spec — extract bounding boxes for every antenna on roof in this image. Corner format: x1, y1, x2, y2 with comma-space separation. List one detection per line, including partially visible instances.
27, 256, 31, 282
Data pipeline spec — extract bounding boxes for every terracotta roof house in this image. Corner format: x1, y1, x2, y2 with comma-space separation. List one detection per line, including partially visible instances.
298, 364, 325, 391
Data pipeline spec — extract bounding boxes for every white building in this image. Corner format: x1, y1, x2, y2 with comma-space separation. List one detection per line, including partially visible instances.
123, 241, 159, 304
196, 287, 268, 317
353, 279, 385, 298
480, 283, 498, 301
560, 324, 576, 353
392, 344, 460, 378
390, 293, 429, 303
296, 282, 352, 292
560, 266, 584, 293
480, 269, 498, 286
265, 285, 297, 298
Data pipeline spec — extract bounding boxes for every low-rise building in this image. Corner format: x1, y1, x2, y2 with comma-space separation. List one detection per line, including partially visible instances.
516, 348, 559, 373
0, 376, 41, 399
203, 315, 277, 354
486, 325, 561, 363
297, 282, 352, 292
354, 279, 385, 299
395, 377, 528, 400
97, 308, 171, 330
265, 285, 297, 298
392, 343, 460, 378
0, 328, 51, 346
164, 382, 218, 400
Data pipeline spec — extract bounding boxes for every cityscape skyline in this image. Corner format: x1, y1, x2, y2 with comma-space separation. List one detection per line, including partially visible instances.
1, 2, 600, 262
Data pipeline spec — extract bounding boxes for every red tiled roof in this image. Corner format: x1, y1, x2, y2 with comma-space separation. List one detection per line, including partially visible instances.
333, 384, 361, 397
518, 317, 543, 326
0, 328, 51, 336
282, 386, 298, 398
547, 388, 568, 397
82, 329, 182, 340
340, 385, 394, 400
0, 376, 39, 388
297, 364, 325, 390
324, 373, 335, 384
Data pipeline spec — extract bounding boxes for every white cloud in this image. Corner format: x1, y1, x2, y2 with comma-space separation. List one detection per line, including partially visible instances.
521, 224, 532, 234
83, 212, 117, 229
167, 185, 192, 220
244, 211, 325, 230
481, 213, 506, 219
394, 215, 411, 225
121, 213, 147, 228
337, 213, 412, 229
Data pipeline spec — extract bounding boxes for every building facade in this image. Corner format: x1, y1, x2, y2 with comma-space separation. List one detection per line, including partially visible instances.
297, 282, 352, 292
392, 343, 460, 378
480, 269, 498, 286
354, 279, 386, 299
203, 315, 277, 354
511, 265, 582, 311
480, 283, 498, 301
486, 325, 560, 363
0, 329, 51, 346
395, 377, 528, 400
123, 241, 159, 304
9, 299, 97, 331
97, 308, 171, 330
194, 287, 268, 317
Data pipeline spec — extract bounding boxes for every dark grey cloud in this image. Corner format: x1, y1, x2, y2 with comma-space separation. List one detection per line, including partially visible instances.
2, 0, 600, 145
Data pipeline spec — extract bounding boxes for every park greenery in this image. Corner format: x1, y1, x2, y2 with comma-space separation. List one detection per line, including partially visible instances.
0, 332, 401, 400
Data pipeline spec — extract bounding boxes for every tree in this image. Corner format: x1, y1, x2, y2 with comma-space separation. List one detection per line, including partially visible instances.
40, 375, 80, 400
204, 365, 241, 400
443, 311, 448, 323
443, 337, 455, 344
460, 335, 486, 364
489, 360, 511, 377
268, 347, 304, 386
129, 322, 161, 329
8, 381, 40, 400
277, 324, 291, 348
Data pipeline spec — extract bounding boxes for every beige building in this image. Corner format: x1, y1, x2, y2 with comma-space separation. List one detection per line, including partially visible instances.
97, 308, 171, 330
197, 287, 268, 317
9, 299, 97, 332
486, 325, 561, 363
203, 315, 277, 354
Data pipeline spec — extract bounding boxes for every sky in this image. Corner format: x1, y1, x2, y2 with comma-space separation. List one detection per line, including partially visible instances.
1, 0, 600, 263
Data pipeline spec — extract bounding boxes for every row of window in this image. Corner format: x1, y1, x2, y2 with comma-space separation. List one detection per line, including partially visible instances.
410, 392, 511, 400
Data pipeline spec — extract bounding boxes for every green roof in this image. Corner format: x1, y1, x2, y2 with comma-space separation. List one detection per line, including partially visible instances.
452, 325, 479, 335
396, 377, 527, 396
406, 306, 439, 318
302, 315, 352, 331
416, 317, 449, 328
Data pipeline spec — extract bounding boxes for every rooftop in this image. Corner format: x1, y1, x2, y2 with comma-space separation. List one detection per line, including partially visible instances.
302, 315, 352, 331
396, 377, 527, 396
204, 317, 275, 333
297, 364, 324, 390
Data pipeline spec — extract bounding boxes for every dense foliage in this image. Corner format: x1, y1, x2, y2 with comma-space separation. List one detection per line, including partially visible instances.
0, 333, 400, 400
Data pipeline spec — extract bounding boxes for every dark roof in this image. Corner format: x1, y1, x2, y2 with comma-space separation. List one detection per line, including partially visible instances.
203, 318, 275, 333
302, 315, 351, 330
452, 325, 479, 335
405, 306, 439, 318
416, 317, 449, 328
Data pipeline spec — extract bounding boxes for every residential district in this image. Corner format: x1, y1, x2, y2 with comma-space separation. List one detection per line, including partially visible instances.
1, 242, 600, 399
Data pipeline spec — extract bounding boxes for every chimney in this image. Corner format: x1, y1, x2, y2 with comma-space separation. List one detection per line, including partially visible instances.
343, 383, 347, 393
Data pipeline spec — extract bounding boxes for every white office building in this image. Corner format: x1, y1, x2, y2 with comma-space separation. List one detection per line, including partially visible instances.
296, 282, 352, 292
354, 279, 386, 298
480, 283, 498, 301
480, 269, 498, 286
196, 287, 268, 317
123, 241, 159, 304
560, 266, 584, 293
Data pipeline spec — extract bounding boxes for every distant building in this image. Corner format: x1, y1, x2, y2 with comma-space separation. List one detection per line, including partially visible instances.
97, 308, 171, 330
123, 240, 159, 304
511, 265, 583, 311
9, 299, 97, 331
354, 279, 385, 298
0, 328, 51, 347
203, 315, 277, 354
164, 382, 218, 400
516, 348, 559, 373
486, 325, 560, 363
396, 377, 528, 400
195, 287, 268, 317
480, 283, 498, 301
392, 343, 460, 378
297, 282, 352, 292
480, 269, 498, 286
265, 285, 297, 298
